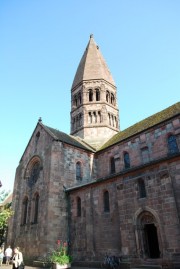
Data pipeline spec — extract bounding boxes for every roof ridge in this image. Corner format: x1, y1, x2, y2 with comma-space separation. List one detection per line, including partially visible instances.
43, 124, 95, 152
99, 102, 180, 151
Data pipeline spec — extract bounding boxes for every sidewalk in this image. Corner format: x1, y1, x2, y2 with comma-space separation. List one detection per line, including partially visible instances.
0, 264, 100, 269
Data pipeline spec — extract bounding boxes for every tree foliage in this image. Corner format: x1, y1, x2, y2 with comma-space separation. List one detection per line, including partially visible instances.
0, 190, 13, 245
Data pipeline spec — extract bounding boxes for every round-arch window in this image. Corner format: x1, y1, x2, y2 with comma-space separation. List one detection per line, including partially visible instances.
28, 162, 41, 187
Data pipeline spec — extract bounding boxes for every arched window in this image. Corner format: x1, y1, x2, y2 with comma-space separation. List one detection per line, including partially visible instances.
124, 152, 130, 169
103, 191, 110, 212
168, 134, 179, 154
74, 95, 78, 107
22, 197, 28, 225
95, 89, 100, 101
106, 91, 110, 102
77, 197, 81, 217
111, 115, 114, 127
79, 113, 82, 126
72, 118, 76, 130
76, 115, 79, 127
89, 89, 93, 102
114, 116, 118, 128
75, 116, 78, 127
33, 193, 39, 224
78, 92, 82, 105
93, 111, 97, 123
138, 178, 146, 198
110, 157, 115, 174
28, 161, 41, 187
76, 162, 82, 180
108, 113, 111, 125
111, 93, 115, 105
98, 111, 101, 123
88, 112, 92, 124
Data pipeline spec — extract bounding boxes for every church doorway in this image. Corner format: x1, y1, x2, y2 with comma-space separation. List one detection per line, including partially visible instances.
135, 211, 161, 259
144, 223, 160, 258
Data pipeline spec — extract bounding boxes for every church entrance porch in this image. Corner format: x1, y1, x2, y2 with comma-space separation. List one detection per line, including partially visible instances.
135, 210, 161, 260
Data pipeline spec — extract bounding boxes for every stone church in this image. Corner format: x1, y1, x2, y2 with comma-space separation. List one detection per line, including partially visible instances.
8, 35, 180, 268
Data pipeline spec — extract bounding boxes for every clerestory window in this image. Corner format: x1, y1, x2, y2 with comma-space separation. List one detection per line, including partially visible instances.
110, 157, 115, 174
124, 152, 130, 169
76, 162, 82, 181
167, 134, 179, 154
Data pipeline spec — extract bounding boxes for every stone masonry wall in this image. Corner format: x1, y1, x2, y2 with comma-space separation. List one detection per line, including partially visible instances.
97, 117, 180, 179
9, 124, 54, 257
8, 123, 96, 259
69, 115, 180, 262
69, 159, 180, 261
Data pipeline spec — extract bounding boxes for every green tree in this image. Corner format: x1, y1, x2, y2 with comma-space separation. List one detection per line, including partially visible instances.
0, 191, 13, 246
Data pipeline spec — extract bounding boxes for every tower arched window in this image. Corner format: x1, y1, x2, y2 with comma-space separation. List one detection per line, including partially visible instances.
88, 112, 92, 124
77, 197, 81, 217
93, 111, 97, 123
89, 89, 93, 102
75, 116, 78, 128
114, 116, 118, 128
167, 134, 179, 154
95, 88, 100, 101
22, 196, 28, 225
106, 91, 110, 102
111, 93, 115, 105
111, 115, 114, 127
108, 113, 111, 125
78, 92, 82, 105
79, 113, 82, 126
124, 152, 130, 169
103, 190, 110, 212
77, 115, 80, 127
76, 162, 82, 181
98, 111, 101, 123
74, 95, 78, 107
110, 157, 115, 174
73, 118, 76, 130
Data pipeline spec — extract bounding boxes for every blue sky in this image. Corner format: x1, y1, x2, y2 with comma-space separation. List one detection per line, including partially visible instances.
0, 0, 180, 192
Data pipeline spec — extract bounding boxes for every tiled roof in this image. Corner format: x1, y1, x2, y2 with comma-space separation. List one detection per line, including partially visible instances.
72, 34, 115, 89
43, 125, 95, 152
99, 102, 180, 151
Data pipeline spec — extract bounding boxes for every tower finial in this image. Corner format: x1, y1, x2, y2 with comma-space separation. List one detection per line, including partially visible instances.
90, 34, 93, 38
38, 117, 42, 123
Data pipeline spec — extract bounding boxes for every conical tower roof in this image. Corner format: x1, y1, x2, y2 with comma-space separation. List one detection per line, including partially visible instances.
72, 34, 115, 89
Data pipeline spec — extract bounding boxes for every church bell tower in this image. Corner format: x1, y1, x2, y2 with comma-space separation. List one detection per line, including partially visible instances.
70, 35, 120, 149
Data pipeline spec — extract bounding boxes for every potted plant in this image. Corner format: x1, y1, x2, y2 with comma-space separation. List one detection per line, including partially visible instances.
50, 240, 72, 269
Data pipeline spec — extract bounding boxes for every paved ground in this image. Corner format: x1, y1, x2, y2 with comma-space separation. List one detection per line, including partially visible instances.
0, 263, 163, 269
0, 264, 165, 269
0, 264, 100, 269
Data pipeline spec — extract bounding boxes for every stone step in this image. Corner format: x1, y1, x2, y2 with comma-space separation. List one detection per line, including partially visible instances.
131, 265, 162, 269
